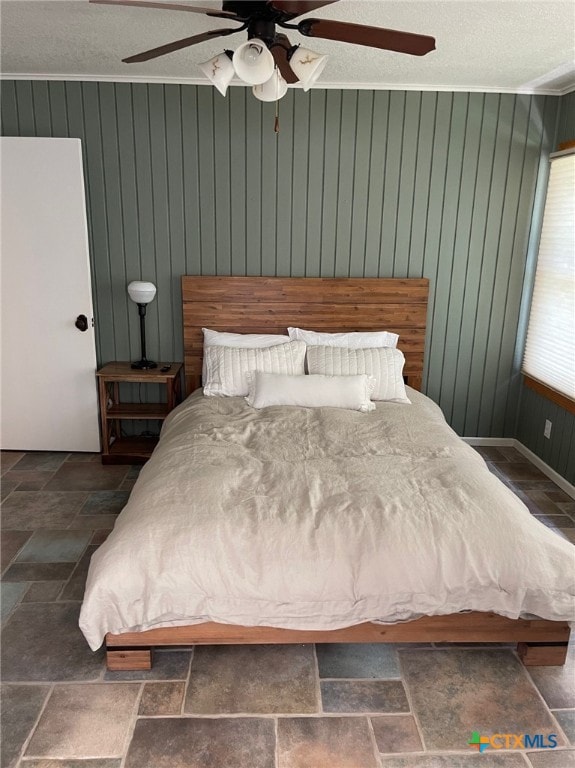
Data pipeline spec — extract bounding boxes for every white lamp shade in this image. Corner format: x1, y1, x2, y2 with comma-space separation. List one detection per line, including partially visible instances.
233, 39, 275, 85
127, 281, 156, 304
198, 52, 235, 96
289, 47, 328, 91
252, 69, 288, 102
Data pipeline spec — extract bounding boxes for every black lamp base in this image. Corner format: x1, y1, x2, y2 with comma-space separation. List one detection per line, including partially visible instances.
131, 359, 157, 370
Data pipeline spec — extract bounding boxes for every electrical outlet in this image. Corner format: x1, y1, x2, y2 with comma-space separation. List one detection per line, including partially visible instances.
544, 419, 552, 439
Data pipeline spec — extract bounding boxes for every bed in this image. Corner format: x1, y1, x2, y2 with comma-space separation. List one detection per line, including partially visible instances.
80, 276, 574, 670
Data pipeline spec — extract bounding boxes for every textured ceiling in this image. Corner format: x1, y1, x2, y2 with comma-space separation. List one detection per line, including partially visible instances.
1, 0, 574, 94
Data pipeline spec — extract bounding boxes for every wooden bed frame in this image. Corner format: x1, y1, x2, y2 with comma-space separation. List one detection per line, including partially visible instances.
105, 276, 570, 670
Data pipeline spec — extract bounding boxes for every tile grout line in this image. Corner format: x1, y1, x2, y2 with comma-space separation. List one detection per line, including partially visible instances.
274, 716, 279, 768
320, 676, 403, 682
118, 681, 145, 768
366, 714, 383, 768
0, 584, 29, 626
3, 676, 191, 687
312, 643, 323, 714
0, 534, 33, 580
396, 650, 429, 753
134, 711, 422, 720
180, 645, 195, 715
15, 681, 55, 766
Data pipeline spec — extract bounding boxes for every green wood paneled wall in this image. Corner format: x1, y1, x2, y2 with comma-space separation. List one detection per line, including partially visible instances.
0, 81, 561, 440
515, 90, 574, 483
517, 387, 575, 484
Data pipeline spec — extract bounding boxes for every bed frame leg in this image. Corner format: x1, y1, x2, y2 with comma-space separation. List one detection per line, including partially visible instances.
106, 648, 153, 671
517, 642, 568, 666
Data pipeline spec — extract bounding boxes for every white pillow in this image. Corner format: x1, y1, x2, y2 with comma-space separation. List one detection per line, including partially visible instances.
306, 346, 411, 403
287, 327, 399, 349
202, 328, 291, 384
203, 340, 306, 397
245, 372, 376, 412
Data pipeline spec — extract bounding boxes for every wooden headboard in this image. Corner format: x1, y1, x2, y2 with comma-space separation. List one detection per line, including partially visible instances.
182, 276, 429, 396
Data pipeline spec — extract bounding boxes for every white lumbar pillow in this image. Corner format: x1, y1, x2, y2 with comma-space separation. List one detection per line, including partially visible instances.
245, 372, 376, 412
306, 346, 411, 403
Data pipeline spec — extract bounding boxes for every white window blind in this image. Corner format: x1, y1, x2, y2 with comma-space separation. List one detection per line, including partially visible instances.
522, 152, 575, 400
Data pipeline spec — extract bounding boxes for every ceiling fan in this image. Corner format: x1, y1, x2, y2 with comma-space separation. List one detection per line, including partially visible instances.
90, 0, 436, 88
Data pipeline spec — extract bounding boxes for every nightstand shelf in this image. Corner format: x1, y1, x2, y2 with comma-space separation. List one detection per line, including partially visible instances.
96, 362, 182, 465
107, 403, 171, 420
108, 435, 159, 460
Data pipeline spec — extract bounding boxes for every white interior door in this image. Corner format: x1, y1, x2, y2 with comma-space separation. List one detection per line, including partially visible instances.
1, 137, 100, 451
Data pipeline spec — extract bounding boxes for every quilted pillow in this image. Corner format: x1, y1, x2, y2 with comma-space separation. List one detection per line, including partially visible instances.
306, 345, 410, 403
203, 340, 306, 397
202, 328, 290, 384
245, 372, 376, 412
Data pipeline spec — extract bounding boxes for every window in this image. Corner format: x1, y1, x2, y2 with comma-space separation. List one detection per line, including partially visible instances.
522, 150, 575, 412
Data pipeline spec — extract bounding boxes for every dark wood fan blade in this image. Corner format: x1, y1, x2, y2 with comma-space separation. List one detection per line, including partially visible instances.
90, 0, 240, 20
268, 0, 338, 17
270, 34, 299, 83
298, 18, 435, 56
123, 28, 238, 63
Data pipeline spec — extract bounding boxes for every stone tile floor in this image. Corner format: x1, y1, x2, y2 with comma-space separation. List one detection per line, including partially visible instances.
1, 446, 574, 768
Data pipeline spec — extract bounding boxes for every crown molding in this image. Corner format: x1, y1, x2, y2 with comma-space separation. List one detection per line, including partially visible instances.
1, 72, 573, 96
518, 61, 575, 96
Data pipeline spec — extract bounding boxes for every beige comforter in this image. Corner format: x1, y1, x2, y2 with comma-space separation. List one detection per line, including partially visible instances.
80, 388, 575, 650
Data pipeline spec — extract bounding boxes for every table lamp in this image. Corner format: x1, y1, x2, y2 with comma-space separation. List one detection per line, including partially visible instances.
127, 280, 157, 369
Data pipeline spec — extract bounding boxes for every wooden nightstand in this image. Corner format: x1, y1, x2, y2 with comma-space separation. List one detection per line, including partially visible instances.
96, 362, 183, 465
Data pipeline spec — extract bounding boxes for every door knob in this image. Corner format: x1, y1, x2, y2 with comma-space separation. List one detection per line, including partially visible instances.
75, 314, 89, 332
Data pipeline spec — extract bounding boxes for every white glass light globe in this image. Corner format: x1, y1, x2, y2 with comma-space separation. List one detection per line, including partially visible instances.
233, 39, 275, 85
127, 281, 157, 305
289, 47, 328, 92
253, 70, 288, 102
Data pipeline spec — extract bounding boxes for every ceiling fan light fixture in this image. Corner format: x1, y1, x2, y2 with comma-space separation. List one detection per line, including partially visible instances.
198, 50, 235, 96
252, 68, 288, 102
288, 46, 328, 91
233, 38, 275, 85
